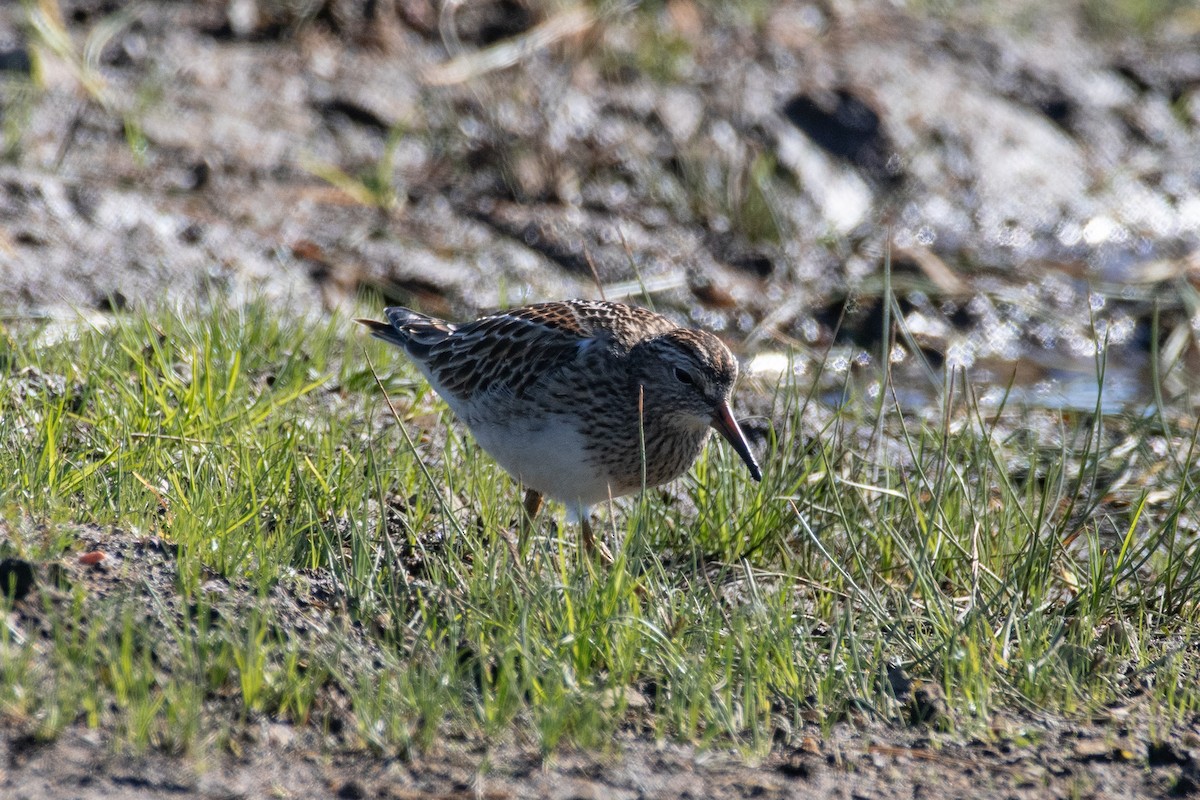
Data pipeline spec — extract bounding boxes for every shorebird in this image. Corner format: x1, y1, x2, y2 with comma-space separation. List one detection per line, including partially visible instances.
358, 300, 762, 551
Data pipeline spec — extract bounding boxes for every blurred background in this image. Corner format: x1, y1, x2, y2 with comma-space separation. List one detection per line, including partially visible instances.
1, 0, 1198, 410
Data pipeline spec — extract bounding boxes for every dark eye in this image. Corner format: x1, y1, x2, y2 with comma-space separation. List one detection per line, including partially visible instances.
673, 367, 695, 385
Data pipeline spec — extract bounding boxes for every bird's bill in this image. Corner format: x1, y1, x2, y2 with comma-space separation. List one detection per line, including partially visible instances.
711, 401, 763, 482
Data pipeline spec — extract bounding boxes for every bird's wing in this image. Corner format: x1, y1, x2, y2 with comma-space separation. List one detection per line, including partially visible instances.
429, 301, 675, 400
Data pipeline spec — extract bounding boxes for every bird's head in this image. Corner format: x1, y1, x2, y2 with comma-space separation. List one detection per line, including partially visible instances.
631, 329, 762, 481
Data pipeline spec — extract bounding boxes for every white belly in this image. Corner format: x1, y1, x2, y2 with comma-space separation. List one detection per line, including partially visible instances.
414, 363, 619, 516
467, 414, 614, 512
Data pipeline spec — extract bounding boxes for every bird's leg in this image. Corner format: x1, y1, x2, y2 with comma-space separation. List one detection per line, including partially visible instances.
522, 488, 543, 521
518, 488, 543, 553
581, 514, 595, 554
580, 515, 614, 565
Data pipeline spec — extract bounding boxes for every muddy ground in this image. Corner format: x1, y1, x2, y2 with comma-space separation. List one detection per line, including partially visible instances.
3, 0, 1200, 404
2, 527, 1198, 800
2, 0, 1200, 797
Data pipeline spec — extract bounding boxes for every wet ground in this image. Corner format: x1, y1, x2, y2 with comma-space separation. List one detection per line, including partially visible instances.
3, 0, 1199, 410
2, 0, 1200, 796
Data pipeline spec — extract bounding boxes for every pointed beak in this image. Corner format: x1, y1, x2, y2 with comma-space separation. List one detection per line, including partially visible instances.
711, 401, 762, 482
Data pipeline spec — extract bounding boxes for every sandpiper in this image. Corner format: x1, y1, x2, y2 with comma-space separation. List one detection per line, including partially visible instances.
357, 300, 762, 550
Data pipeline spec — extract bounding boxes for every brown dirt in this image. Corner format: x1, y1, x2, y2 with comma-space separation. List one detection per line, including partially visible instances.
2, 526, 1198, 799
6, 720, 1198, 799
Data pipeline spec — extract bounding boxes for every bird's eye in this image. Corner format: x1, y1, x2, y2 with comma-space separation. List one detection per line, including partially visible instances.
673, 367, 695, 385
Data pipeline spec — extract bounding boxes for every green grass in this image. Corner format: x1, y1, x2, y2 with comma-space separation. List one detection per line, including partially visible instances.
0, 301, 1198, 759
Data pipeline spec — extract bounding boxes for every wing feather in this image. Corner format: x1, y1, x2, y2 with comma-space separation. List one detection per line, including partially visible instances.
363, 300, 678, 401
